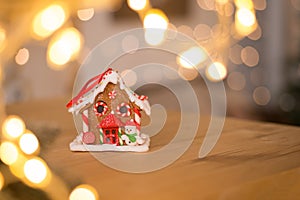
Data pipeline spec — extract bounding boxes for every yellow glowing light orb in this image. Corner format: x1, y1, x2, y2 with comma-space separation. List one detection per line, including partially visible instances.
0, 171, 4, 190
0, 142, 19, 165
0, 27, 6, 51
206, 62, 227, 82
127, 0, 147, 11
69, 184, 98, 200
236, 8, 256, 27
41, 5, 66, 31
2, 115, 25, 139
77, 8, 94, 21
177, 47, 207, 69
32, 4, 67, 39
143, 9, 168, 29
144, 29, 166, 46
48, 27, 82, 68
24, 158, 48, 184
143, 9, 168, 46
19, 132, 39, 155
15, 48, 30, 65
48, 40, 72, 66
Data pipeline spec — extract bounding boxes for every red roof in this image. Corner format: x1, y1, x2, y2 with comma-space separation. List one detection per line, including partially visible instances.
98, 114, 124, 129
66, 68, 112, 108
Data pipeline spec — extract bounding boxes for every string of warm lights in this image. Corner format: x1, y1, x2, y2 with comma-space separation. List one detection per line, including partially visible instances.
2, 0, 262, 79
0, 115, 98, 199
125, 0, 262, 83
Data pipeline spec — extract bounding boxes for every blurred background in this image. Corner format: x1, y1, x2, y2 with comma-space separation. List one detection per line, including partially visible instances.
1, 0, 299, 126
0, 1, 299, 199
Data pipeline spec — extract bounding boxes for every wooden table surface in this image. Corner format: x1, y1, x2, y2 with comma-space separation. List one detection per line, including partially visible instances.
6, 97, 300, 200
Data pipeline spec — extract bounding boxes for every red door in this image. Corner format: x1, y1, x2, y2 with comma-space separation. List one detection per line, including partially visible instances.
103, 128, 119, 144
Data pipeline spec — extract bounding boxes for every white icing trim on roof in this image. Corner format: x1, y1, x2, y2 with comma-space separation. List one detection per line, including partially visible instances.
69, 70, 151, 115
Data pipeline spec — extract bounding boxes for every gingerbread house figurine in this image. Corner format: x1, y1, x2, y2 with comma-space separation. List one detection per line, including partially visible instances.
66, 68, 151, 152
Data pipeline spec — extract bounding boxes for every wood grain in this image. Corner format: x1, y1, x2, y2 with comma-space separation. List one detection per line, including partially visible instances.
6, 97, 300, 200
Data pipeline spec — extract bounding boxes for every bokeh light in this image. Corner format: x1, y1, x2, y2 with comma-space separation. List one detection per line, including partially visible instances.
15, 48, 30, 65
241, 46, 259, 67
206, 62, 227, 82
224, 2, 235, 16
143, 9, 168, 46
143, 9, 168, 29
144, 29, 166, 46
253, 86, 271, 105
143, 10, 168, 45
229, 44, 243, 64
69, 184, 98, 200
48, 27, 83, 68
176, 47, 207, 69
77, 8, 95, 21
127, 0, 147, 11
216, 1, 234, 16
279, 93, 296, 112
121, 69, 137, 87
193, 24, 211, 41
0, 142, 19, 165
235, 2, 257, 36
9, 153, 27, 179
197, 0, 215, 11
234, 0, 254, 9
24, 158, 48, 184
19, 131, 39, 155
32, 4, 67, 39
0, 26, 6, 52
247, 25, 262, 41
227, 71, 246, 91
253, 0, 267, 10
236, 8, 256, 27
2, 115, 25, 139
0, 171, 4, 190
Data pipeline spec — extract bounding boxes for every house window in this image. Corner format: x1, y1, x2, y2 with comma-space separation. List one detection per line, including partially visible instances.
103, 128, 119, 144
94, 101, 108, 116
116, 102, 131, 117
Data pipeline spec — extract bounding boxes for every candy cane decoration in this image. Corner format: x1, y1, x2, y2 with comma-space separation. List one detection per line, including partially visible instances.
118, 127, 123, 146
99, 128, 104, 144
82, 110, 89, 133
81, 110, 96, 144
134, 107, 141, 132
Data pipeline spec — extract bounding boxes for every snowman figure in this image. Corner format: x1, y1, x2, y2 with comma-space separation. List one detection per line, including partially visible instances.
121, 125, 145, 146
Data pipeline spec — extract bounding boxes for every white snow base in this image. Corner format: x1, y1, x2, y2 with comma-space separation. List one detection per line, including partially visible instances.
70, 134, 150, 152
